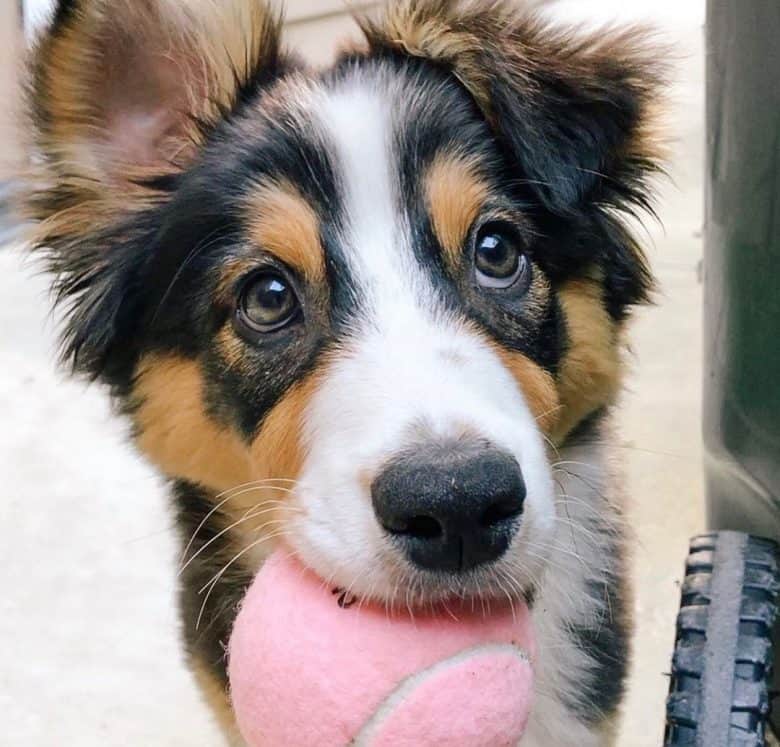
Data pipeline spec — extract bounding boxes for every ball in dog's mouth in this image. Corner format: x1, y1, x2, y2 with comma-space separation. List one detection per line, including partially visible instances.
228, 549, 536, 747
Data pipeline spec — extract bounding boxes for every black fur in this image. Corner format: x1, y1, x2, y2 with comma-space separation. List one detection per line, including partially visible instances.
359, 5, 665, 316
50, 0, 78, 30
25, 2, 665, 738
175, 480, 253, 684
569, 576, 631, 724
558, 414, 633, 725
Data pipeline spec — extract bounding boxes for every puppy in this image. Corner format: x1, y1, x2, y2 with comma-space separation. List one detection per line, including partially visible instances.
23, 1, 665, 744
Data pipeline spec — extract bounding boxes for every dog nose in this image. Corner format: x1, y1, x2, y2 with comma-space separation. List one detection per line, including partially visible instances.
371, 444, 525, 572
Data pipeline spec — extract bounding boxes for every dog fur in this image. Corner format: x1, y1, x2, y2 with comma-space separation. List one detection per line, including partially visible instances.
22, 1, 666, 744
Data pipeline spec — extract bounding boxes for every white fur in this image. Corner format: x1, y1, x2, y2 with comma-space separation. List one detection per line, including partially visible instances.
283, 72, 556, 612
524, 438, 622, 746
278, 72, 620, 745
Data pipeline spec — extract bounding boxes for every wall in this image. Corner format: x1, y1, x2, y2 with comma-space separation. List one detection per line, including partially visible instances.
287, 3, 375, 64
0, 0, 22, 180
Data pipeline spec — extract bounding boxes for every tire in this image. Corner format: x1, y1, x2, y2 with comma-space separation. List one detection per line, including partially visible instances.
665, 532, 780, 746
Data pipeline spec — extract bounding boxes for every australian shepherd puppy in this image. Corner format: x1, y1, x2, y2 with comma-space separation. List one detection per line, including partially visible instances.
23, 0, 665, 744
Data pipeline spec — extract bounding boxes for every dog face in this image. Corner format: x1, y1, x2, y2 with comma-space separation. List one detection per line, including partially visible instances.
26, 0, 663, 607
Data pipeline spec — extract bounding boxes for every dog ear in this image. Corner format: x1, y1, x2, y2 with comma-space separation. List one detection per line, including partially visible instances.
29, 0, 284, 216
360, 0, 665, 216
24, 0, 286, 380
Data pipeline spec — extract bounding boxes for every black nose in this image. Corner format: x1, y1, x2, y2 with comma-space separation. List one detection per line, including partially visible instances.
371, 443, 526, 573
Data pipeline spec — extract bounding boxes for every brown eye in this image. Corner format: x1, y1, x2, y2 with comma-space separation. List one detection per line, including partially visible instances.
475, 226, 529, 290
238, 271, 299, 332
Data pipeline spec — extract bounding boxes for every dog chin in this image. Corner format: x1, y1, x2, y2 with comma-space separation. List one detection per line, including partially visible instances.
347, 564, 541, 615
283, 527, 547, 613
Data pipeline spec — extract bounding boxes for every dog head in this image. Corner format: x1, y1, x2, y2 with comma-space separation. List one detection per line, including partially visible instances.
25, 0, 664, 606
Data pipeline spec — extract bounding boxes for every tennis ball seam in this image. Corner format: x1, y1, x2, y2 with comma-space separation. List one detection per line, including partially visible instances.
353, 643, 532, 746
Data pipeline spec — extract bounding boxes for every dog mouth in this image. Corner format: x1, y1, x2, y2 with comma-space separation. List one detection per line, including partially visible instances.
320, 552, 541, 616
328, 575, 537, 618
282, 502, 551, 616
284, 443, 555, 615
279, 528, 542, 615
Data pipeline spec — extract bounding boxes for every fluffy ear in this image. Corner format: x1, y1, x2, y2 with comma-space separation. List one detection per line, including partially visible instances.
23, 0, 286, 381
28, 0, 284, 224
360, 0, 666, 215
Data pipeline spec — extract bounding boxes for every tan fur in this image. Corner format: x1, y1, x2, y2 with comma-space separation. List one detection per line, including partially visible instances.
553, 278, 623, 444
492, 347, 561, 436
244, 180, 325, 282
215, 257, 260, 303
216, 325, 246, 371
133, 355, 253, 492
358, 0, 663, 448
226, 371, 324, 571
25, 0, 281, 239
360, 0, 496, 114
598, 715, 621, 746
249, 370, 324, 487
26, 3, 657, 742
133, 352, 323, 503
190, 659, 242, 743
132, 353, 326, 574
425, 152, 490, 267
360, 0, 665, 163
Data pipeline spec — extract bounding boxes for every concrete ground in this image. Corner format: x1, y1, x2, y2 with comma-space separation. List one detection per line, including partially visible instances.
1, 2, 705, 745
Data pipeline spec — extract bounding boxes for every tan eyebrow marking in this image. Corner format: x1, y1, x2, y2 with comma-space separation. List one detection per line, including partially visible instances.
425, 153, 491, 267
244, 180, 325, 281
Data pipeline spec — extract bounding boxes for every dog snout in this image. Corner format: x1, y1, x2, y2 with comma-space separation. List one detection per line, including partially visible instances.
371, 442, 526, 573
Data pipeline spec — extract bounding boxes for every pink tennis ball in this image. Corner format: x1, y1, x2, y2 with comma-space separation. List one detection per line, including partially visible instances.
228, 550, 536, 746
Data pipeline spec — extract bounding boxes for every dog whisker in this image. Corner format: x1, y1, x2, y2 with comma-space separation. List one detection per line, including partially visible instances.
553, 474, 581, 557
552, 517, 606, 545
493, 568, 518, 622
524, 539, 588, 570
179, 481, 298, 565
542, 433, 562, 461
551, 460, 598, 471
536, 403, 564, 422
195, 528, 293, 631
223, 499, 302, 516
553, 493, 624, 525
179, 504, 299, 575
522, 548, 574, 577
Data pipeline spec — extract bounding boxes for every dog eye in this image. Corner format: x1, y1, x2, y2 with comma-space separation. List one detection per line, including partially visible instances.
238, 271, 299, 333
474, 226, 529, 290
